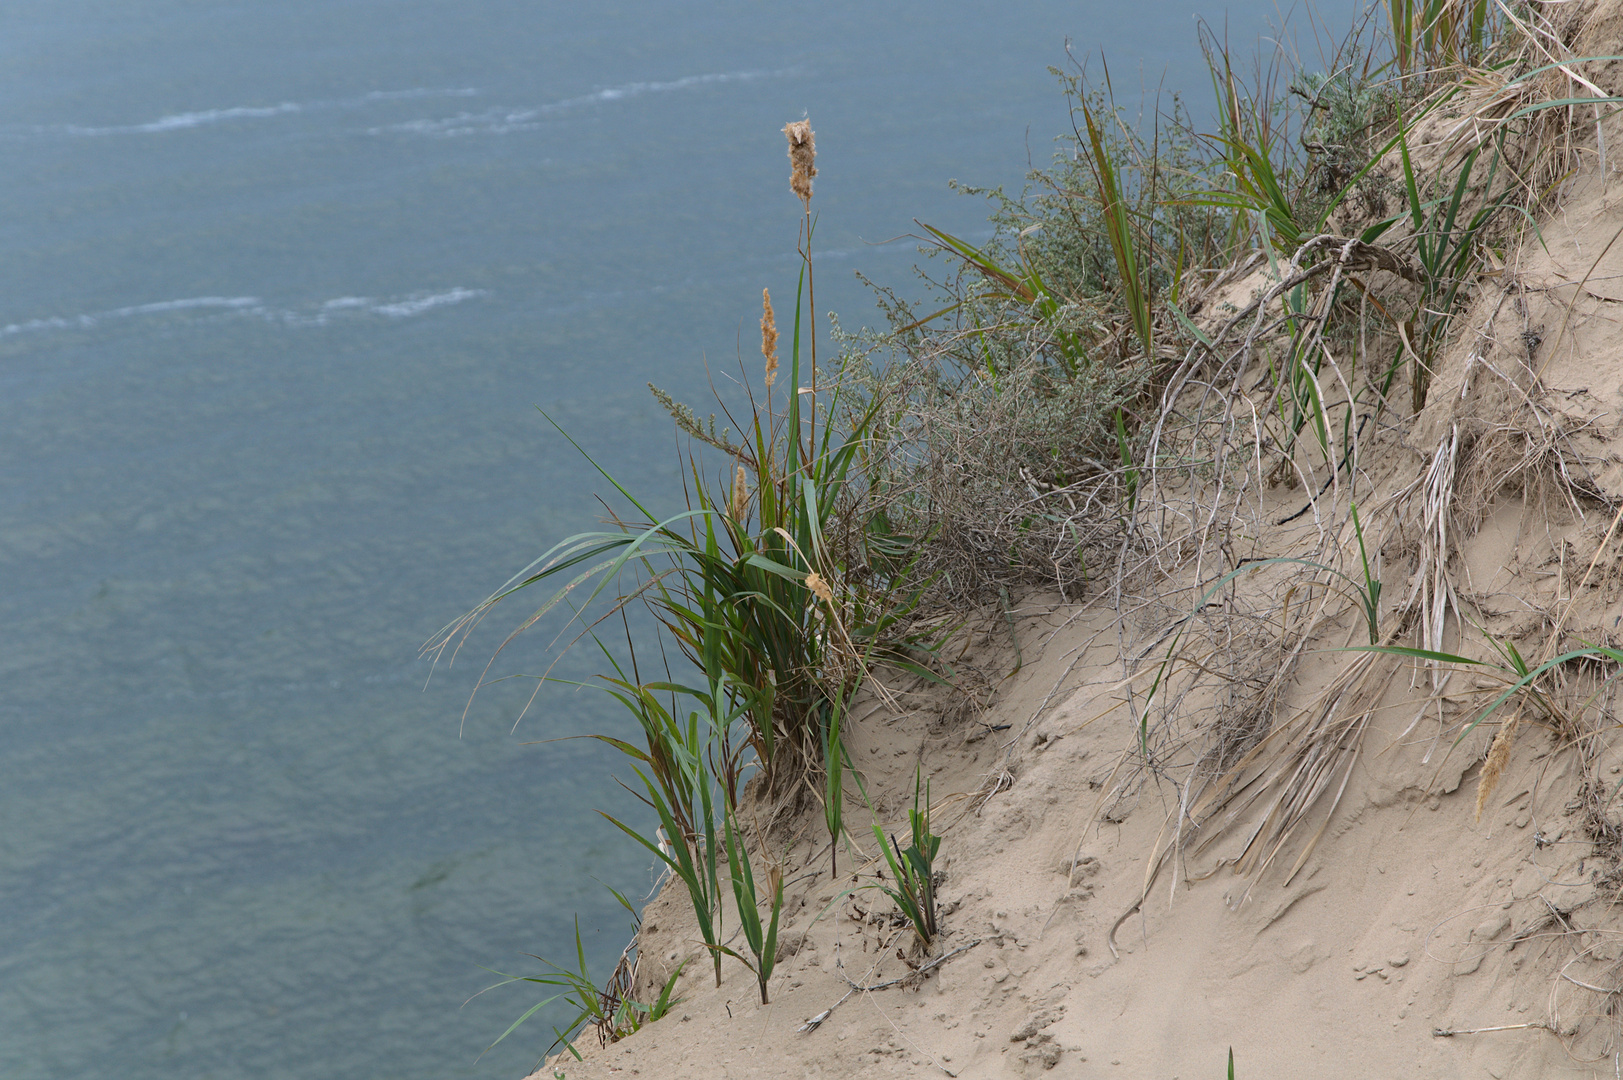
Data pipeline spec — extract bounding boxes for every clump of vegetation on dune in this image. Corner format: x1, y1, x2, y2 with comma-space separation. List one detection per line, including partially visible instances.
850, 0, 1623, 882
436, 0, 1623, 1063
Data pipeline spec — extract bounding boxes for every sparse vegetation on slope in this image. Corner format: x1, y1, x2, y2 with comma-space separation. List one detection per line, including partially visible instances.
442, 0, 1623, 1068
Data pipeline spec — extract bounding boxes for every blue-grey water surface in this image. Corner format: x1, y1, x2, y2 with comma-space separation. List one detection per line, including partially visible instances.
1, 2, 1319, 1076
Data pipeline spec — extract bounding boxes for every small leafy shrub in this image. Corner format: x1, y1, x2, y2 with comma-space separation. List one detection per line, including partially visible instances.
1291, 41, 1399, 221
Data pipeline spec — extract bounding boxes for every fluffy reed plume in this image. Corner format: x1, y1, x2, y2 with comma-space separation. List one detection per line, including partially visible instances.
729, 464, 749, 524
804, 571, 833, 606
1476, 714, 1521, 821
761, 288, 779, 388
783, 119, 816, 207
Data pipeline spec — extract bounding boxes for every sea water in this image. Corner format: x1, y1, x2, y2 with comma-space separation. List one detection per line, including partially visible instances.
0, 2, 1316, 1076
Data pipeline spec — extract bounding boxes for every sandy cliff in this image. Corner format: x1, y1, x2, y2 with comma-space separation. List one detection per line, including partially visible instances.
529, 8, 1623, 1077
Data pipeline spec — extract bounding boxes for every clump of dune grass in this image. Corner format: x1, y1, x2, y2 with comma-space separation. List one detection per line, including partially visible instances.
871, 769, 942, 948
841, 13, 1435, 607
430, 116, 906, 799
434, 117, 943, 1051
474, 896, 684, 1063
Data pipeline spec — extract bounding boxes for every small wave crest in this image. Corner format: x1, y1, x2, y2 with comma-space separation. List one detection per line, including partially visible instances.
371, 69, 787, 137
1, 288, 487, 339
63, 104, 302, 136
37, 88, 482, 138
1, 296, 262, 337
361, 88, 480, 102
370, 288, 485, 318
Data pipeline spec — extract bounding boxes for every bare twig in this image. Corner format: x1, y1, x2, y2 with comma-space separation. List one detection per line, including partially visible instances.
1433, 1022, 1555, 1037
835, 938, 983, 993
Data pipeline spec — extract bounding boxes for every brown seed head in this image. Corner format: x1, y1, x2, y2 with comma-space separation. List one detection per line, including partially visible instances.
729, 464, 749, 523
782, 119, 816, 206
761, 288, 779, 388
804, 571, 833, 606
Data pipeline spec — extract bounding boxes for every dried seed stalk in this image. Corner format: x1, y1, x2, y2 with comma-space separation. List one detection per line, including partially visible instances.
761, 288, 779, 388
783, 119, 816, 207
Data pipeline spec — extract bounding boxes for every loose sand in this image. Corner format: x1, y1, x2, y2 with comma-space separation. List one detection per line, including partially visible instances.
536, 592, 1615, 1079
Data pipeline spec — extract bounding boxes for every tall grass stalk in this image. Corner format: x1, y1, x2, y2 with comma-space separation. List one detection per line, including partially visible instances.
1080, 96, 1153, 358
1387, 0, 1494, 78
715, 806, 784, 1004
590, 669, 731, 987
430, 232, 885, 798
1394, 128, 1522, 412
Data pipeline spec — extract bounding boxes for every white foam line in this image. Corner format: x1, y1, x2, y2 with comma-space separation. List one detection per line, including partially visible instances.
372, 68, 787, 137
64, 104, 301, 136
369, 288, 486, 317
108, 297, 264, 317
267, 288, 486, 324
44, 88, 483, 137
0, 296, 261, 337
556, 69, 772, 109
362, 88, 480, 102
0, 287, 486, 338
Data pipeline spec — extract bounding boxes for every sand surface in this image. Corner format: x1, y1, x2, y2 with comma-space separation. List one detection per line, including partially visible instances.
535, 595, 1615, 1079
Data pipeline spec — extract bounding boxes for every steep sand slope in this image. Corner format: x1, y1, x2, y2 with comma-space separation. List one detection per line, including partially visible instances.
536, 592, 1611, 1079
529, 13, 1623, 1078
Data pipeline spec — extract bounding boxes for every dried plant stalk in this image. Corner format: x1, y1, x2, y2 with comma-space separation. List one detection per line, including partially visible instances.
761, 288, 779, 388
1476, 714, 1521, 821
